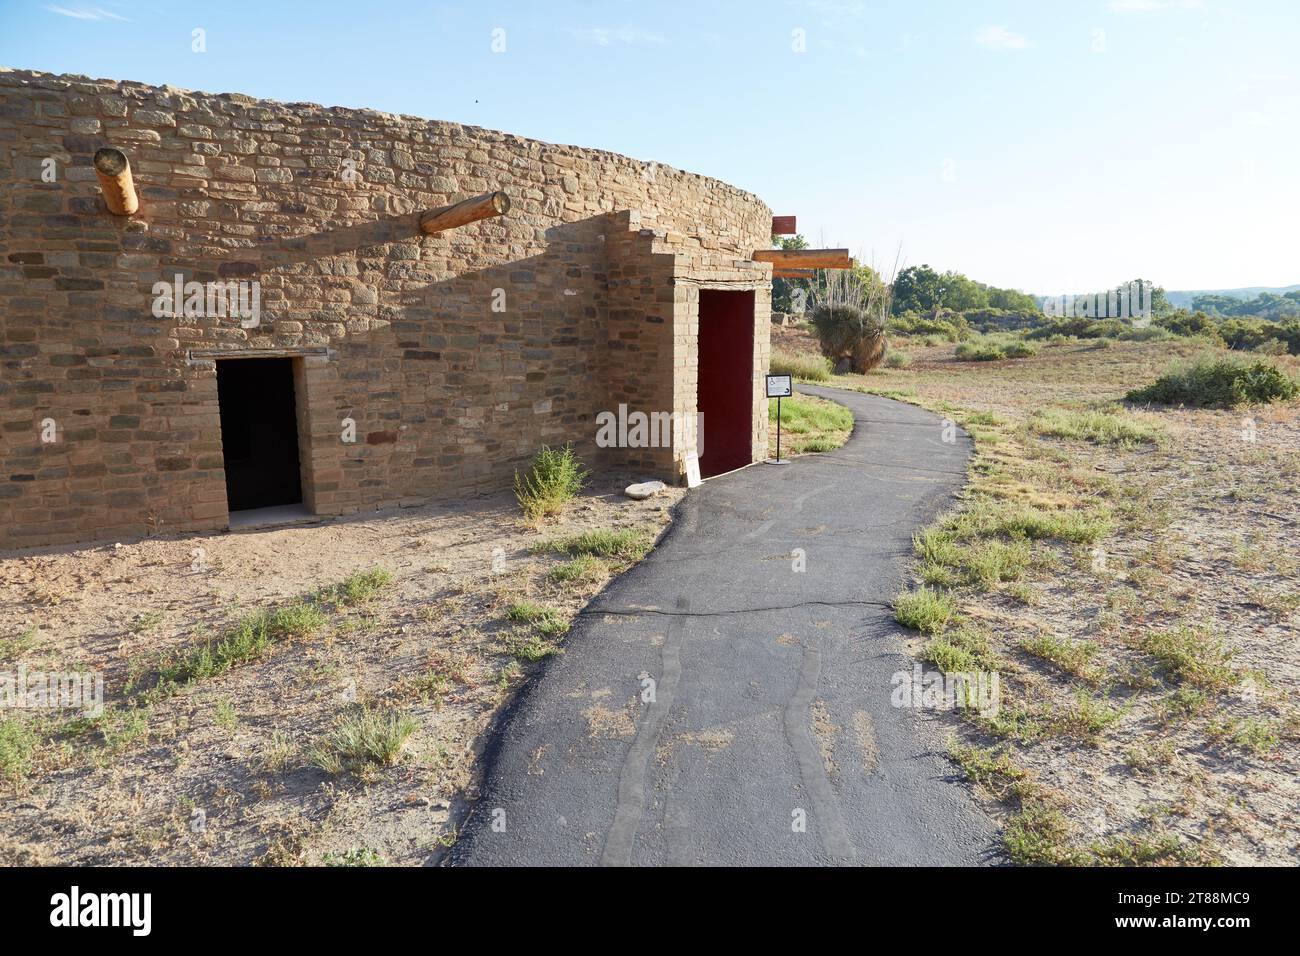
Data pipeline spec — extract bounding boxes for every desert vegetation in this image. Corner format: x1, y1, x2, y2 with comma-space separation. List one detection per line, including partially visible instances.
767, 393, 855, 456
514, 444, 589, 521
820, 332, 1300, 865
0, 475, 679, 865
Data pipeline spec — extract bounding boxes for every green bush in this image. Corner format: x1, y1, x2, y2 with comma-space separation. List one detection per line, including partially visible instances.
1117, 325, 1173, 342
308, 705, 419, 775
1127, 356, 1298, 408
955, 340, 1005, 361
1002, 340, 1038, 359
0, 718, 37, 783
770, 350, 831, 382
893, 587, 955, 634
1155, 310, 1223, 342
890, 310, 970, 342
1254, 339, 1290, 356
327, 568, 392, 606
515, 444, 588, 520
953, 333, 1035, 362
1218, 317, 1300, 355
885, 350, 911, 368
1026, 317, 1127, 341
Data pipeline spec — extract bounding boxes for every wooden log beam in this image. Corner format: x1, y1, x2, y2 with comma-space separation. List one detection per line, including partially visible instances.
418, 191, 509, 234
771, 268, 816, 279
93, 147, 139, 216
771, 215, 797, 235
753, 248, 851, 270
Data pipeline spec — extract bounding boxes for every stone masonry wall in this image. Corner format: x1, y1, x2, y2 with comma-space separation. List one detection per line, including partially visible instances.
0, 68, 773, 549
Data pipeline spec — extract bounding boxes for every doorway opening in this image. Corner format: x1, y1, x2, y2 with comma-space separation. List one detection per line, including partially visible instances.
696, 289, 755, 478
216, 357, 305, 517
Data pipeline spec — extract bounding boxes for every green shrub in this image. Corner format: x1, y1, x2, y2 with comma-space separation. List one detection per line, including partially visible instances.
0, 718, 37, 783
1254, 339, 1290, 356
1127, 356, 1298, 408
893, 587, 955, 634
952, 332, 1035, 360
955, 340, 1005, 361
1002, 340, 1038, 359
1117, 325, 1173, 343
0, 626, 39, 662
885, 350, 911, 368
1219, 317, 1300, 355
155, 611, 276, 686
1004, 802, 1086, 865
770, 350, 832, 382
324, 848, 387, 867
515, 444, 588, 520
1139, 626, 1237, 691
308, 705, 418, 774
889, 310, 971, 342
1155, 310, 1223, 342
328, 568, 392, 606
268, 602, 329, 639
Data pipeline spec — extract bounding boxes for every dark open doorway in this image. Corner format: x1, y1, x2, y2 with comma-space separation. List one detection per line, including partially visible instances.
696, 289, 755, 478
216, 358, 304, 515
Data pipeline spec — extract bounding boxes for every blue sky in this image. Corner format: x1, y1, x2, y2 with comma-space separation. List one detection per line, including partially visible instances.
1, 0, 1296, 294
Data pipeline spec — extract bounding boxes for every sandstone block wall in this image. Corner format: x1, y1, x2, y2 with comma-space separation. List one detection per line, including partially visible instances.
0, 68, 773, 549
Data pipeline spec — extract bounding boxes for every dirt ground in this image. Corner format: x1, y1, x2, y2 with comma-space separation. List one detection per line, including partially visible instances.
831, 336, 1300, 865
0, 473, 681, 866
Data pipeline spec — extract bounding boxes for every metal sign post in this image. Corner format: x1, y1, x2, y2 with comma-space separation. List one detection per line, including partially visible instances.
765, 373, 794, 466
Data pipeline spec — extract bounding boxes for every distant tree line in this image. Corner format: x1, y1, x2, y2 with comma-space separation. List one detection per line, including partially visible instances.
890, 264, 1038, 315
768, 235, 1300, 357
1190, 290, 1300, 321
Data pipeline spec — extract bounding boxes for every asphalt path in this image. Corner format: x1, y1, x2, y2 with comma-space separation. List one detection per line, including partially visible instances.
452, 384, 999, 866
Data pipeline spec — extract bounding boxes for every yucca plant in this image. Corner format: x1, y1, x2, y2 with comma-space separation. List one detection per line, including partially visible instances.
810, 264, 894, 373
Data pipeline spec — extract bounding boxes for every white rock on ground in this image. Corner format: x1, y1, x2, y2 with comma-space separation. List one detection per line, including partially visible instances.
624, 480, 667, 500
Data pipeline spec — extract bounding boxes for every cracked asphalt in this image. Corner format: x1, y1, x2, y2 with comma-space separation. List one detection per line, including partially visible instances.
451, 384, 1000, 866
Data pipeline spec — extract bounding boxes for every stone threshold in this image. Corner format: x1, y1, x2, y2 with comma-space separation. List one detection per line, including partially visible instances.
227, 503, 319, 531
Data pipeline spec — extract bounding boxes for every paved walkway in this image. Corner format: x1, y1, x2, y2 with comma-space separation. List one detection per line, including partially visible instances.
452, 385, 999, 866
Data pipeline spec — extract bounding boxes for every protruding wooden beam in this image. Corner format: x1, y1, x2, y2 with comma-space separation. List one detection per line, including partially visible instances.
93, 147, 139, 216
753, 248, 851, 270
419, 191, 509, 234
771, 215, 797, 235
772, 268, 816, 279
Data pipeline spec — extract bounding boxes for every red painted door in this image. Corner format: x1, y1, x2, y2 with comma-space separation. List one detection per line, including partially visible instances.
696, 290, 755, 478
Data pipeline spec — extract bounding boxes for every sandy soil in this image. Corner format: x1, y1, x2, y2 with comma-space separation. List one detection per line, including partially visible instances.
0, 474, 681, 866
837, 337, 1300, 864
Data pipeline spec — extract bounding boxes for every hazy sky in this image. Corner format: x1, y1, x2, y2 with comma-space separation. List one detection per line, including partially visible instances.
2, 0, 1295, 294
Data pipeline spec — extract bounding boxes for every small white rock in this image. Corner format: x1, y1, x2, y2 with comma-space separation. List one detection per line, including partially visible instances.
624, 480, 667, 500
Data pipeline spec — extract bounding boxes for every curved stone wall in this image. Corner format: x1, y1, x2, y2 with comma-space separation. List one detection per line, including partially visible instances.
0, 68, 772, 548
